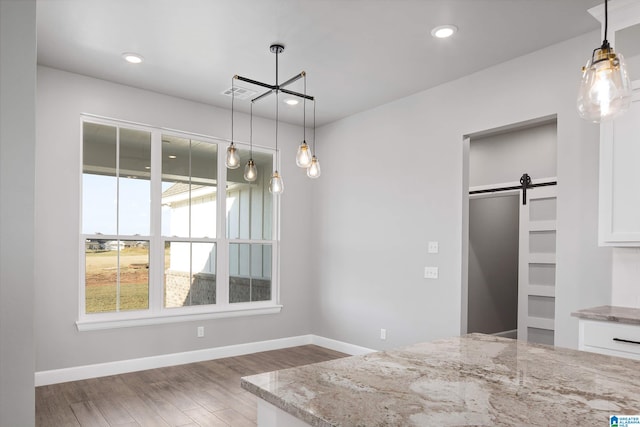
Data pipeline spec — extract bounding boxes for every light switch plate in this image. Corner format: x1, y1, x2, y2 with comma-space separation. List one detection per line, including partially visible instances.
424, 267, 439, 279
428, 241, 439, 254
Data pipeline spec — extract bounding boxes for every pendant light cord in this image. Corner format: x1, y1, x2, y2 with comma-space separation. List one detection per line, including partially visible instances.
250, 101, 253, 158
312, 99, 316, 155
275, 50, 279, 167
604, 0, 609, 46
231, 77, 235, 144
303, 74, 307, 142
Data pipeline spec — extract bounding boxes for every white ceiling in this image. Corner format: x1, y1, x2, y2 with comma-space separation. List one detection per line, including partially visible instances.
36, 0, 603, 126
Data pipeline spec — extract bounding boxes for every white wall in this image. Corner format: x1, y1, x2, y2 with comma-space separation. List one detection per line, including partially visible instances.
612, 248, 640, 307
469, 122, 557, 187
0, 0, 36, 425
35, 66, 314, 371
311, 31, 612, 350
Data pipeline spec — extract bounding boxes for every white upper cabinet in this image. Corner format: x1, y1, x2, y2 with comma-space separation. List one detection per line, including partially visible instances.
599, 83, 640, 245
595, 0, 640, 246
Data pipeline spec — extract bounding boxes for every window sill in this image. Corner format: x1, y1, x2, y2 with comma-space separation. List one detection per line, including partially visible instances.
76, 304, 283, 332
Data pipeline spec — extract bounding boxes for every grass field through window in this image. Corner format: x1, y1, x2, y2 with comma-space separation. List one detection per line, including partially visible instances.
85, 247, 150, 313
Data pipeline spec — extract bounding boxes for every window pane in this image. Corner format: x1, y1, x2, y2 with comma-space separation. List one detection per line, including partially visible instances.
229, 243, 272, 303
119, 240, 149, 311
119, 128, 151, 236
85, 240, 117, 313
226, 150, 273, 240
191, 242, 216, 305
165, 241, 216, 307
83, 122, 117, 235
190, 140, 217, 238
85, 239, 149, 313
162, 136, 191, 238
161, 137, 217, 238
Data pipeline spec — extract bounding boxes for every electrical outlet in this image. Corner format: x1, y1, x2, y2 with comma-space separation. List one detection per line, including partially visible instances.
197, 326, 204, 338
424, 266, 439, 279
380, 328, 387, 340
428, 241, 439, 254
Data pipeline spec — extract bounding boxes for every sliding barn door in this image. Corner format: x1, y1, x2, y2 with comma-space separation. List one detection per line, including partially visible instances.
517, 185, 557, 345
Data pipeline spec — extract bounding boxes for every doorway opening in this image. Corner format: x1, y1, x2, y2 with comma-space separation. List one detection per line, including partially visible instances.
461, 116, 558, 345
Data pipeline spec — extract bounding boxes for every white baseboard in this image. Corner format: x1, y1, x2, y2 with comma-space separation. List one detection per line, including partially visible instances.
35, 334, 375, 386
310, 335, 376, 356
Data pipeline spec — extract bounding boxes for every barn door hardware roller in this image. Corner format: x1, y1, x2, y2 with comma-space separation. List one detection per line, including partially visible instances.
468, 173, 557, 205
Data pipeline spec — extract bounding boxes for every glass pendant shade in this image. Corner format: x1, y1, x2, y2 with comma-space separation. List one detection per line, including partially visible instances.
296, 141, 313, 168
307, 156, 321, 179
225, 143, 240, 169
244, 159, 258, 182
577, 46, 632, 122
269, 171, 284, 194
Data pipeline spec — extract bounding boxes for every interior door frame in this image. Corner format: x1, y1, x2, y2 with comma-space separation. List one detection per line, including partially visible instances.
460, 115, 557, 336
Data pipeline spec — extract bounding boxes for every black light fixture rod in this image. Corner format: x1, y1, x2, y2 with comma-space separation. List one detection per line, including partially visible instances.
280, 88, 315, 101
252, 89, 276, 103
279, 72, 305, 89
249, 83, 314, 103
235, 75, 277, 91
275, 46, 279, 86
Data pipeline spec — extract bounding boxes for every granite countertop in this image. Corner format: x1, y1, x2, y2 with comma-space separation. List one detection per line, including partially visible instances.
241, 333, 640, 427
571, 305, 640, 325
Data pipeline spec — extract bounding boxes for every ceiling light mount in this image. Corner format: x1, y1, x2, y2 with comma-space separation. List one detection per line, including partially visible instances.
270, 44, 285, 54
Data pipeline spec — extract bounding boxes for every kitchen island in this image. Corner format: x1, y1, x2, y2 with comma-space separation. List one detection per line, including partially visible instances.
241, 333, 640, 426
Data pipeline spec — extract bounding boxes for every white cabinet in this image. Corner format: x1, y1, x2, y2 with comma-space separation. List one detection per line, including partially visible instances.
599, 83, 640, 246
578, 319, 640, 360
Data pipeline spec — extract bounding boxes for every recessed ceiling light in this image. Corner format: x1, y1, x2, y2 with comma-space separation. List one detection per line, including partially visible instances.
145, 166, 151, 170
122, 52, 144, 64
431, 25, 458, 39
284, 98, 299, 106
168, 155, 177, 159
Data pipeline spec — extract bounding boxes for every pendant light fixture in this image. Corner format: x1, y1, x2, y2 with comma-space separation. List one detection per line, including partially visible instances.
307, 100, 321, 179
577, 0, 632, 122
269, 87, 284, 194
227, 43, 320, 193
244, 102, 258, 182
225, 78, 241, 169
295, 73, 312, 168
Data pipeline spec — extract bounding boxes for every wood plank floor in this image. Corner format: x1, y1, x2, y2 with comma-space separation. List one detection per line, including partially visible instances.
36, 345, 347, 427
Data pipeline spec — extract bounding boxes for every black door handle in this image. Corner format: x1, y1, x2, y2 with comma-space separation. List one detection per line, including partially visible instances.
613, 338, 640, 345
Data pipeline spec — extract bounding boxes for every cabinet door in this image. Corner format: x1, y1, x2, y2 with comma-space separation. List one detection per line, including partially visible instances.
599, 82, 640, 246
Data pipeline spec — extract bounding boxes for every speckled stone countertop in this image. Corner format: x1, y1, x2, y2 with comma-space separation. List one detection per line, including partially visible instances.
572, 305, 640, 325
241, 333, 640, 426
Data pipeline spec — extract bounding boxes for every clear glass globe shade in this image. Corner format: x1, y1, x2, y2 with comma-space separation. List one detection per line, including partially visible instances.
244, 159, 258, 182
577, 50, 632, 122
296, 141, 312, 168
307, 157, 321, 179
269, 171, 284, 194
225, 144, 240, 169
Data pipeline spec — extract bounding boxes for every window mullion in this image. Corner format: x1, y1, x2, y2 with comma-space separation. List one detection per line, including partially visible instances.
116, 126, 121, 312
150, 130, 163, 313
217, 141, 229, 306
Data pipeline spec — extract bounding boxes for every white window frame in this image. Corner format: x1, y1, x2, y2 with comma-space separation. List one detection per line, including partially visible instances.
77, 115, 281, 331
